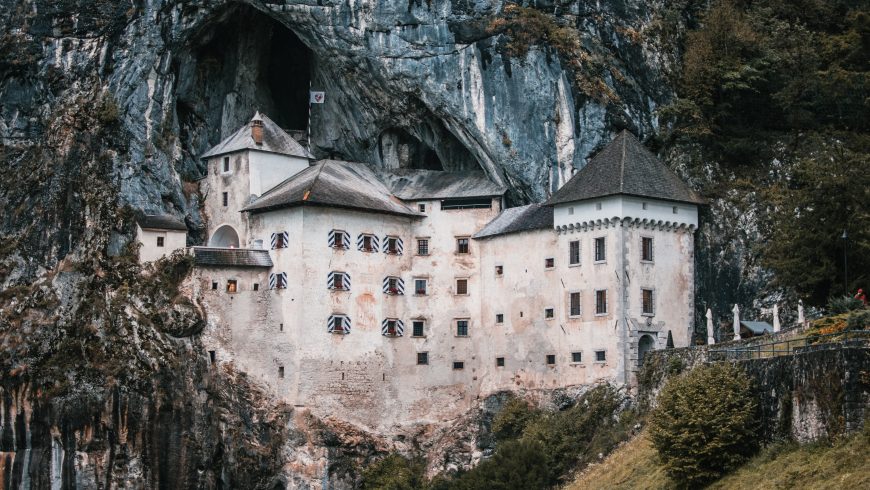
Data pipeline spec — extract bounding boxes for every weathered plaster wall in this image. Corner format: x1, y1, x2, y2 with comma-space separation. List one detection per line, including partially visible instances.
136, 225, 187, 262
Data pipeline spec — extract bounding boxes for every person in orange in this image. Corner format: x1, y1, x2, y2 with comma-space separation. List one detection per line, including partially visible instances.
855, 288, 868, 306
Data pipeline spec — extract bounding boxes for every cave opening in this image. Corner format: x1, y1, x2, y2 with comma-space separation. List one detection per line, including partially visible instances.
378, 128, 445, 171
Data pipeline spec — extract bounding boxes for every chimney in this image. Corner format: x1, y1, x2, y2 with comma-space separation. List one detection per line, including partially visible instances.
251, 112, 264, 145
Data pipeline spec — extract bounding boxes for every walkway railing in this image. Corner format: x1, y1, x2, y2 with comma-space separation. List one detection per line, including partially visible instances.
708, 330, 870, 362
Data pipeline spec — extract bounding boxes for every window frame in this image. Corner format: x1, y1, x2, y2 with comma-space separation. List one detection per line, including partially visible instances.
641, 288, 655, 316
571, 352, 582, 363
594, 350, 607, 363
418, 203, 426, 213
568, 291, 582, 318
416, 237, 430, 256
546, 354, 556, 365
226, 279, 238, 293
455, 278, 469, 296
455, 319, 470, 337
495, 313, 504, 325
221, 192, 228, 207
544, 307, 555, 320
569, 240, 581, 266
417, 352, 429, 365
412, 320, 426, 338
331, 230, 348, 250
595, 289, 608, 316
545, 257, 555, 269
456, 237, 470, 254
414, 278, 428, 296
329, 271, 350, 291
641, 236, 654, 263
496, 357, 505, 367
385, 236, 400, 255
452, 361, 465, 370
494, 264, 504, 277
594, 236, 606, 263
156, 236, 165, 247
222, 156, 231, 174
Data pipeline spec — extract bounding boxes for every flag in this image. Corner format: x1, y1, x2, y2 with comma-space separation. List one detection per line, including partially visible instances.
309, 91, 325, 104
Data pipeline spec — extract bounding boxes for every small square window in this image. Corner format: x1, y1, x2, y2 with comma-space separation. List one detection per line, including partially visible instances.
545, 308, 554, 319
156, 236, 165, 247
455, 278, 468, 295
495, 265, 504, 276
568, 207, 574, 215
415, 279, 427, 295
453, 361, 465, 370
496, 357, 505, 367
595, 350, 606, 362
596, 202, 602, 210
417, 239, 429, 255
569, 240, 580, 265
412, 320, 425, 337
571, 352, 582, 363
211, 281, 218, 290
223, 157, 230, 173
642, 202, 648, 210
226, 279, 237, 293
417, 352, 429, 365
456, 319, 469, 337
222, 192, 228, 207
594, 237, 606, 262
331, 231, 347, 249
253, 283, 259, 291
278, 366, 285, 378
545, 257, 555, 269
495, 313, 504, 324
419, 203, 426, 213
386, 236, 399, 254
456, 237, 470, 254
546, 354, 556, 365
332, 273, 348, 291
672, 206, 678, 214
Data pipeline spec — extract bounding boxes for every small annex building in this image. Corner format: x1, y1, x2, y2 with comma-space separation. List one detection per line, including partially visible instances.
186, 114, 703, 430
135, 214, 188, 262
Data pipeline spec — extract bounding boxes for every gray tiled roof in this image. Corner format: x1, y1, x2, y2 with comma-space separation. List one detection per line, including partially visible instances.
201, 112, 314, 160
137, 214, 187, 231
192, 247, 273, 268
376, 168, 507, 200
546, 131, 704, 206
741, 321, 773, 335
473, 203, 553, 239
243, 160, 422, 217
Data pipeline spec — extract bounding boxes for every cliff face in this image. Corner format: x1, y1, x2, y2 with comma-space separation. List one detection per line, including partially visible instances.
0, 0, 706, 487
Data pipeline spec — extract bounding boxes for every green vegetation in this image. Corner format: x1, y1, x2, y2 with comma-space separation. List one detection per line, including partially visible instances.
359, 385, 636, 489
663, 0, 870, 306
649, 363, 760, 487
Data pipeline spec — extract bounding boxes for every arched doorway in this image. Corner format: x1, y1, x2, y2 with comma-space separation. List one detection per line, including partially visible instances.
209, 225, 240, 248
638, 334, 655, 368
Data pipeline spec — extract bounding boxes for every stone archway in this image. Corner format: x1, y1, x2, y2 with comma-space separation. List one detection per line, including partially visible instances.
638, 334, 656, 368
209, 225, 240, 248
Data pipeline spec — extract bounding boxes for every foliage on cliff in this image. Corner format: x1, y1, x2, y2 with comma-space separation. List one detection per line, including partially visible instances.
662, 0, 870, 306
649, 363, 760, 487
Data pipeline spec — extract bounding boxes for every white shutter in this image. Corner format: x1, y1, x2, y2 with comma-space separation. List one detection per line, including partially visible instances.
269, 273, 277, 289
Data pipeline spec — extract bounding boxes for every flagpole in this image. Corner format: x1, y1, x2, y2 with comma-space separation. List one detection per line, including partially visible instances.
307, 78, 312, 154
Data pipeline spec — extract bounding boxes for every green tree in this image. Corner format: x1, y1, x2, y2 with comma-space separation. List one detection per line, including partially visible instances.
360, 454, 427, 490
649, 363, 760, 486
451, 440, 551, 490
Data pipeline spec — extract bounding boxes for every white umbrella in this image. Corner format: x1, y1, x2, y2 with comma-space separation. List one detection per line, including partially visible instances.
798, 300, 805, 327
706, 308, 715, 345
773, 304, 781, 333
733, 304, 741, 340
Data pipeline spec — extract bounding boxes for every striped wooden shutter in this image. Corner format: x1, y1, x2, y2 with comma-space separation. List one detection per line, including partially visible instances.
270, 233, 278, 249
381, 319, 405, 337
371, 235, 379, 251
327, 271, 335, 289
329, 315, 351, 334
395, 319, 404, 336
281, 231, 289, 248
278, 272, 287, 289
395, 237, 404, 255
382, 277, 405, 295
342, 232, 350, 249
342, 316, 351, 333
396, 277, 404, 294
328, 230, 336, 248
344, 272, 351, 290
382, 237, 389, 253
356, 233, 365, 251
269, 273, 277, 289
382, 276, 389, 293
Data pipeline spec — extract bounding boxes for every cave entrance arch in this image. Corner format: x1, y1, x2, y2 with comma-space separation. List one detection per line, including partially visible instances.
209, 225, 241, 248
638, 334, 655, 368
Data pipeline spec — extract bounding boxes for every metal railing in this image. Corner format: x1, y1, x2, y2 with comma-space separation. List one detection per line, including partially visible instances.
708, 330, 870, 362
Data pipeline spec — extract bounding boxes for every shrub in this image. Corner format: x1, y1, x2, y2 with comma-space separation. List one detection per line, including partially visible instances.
491, 396, 540, 441
649, 363, 760, 487
360, 454, 427, 490
451, 440, 550, 490
828, 295, 864, 315
846, 309, 870, 330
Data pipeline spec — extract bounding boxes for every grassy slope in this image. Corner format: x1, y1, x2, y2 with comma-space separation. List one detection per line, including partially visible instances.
568, 430, 870, 490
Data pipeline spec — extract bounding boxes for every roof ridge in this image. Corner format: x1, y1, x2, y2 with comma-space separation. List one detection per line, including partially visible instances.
620, 131, 627, 193
303, 161, 328, 201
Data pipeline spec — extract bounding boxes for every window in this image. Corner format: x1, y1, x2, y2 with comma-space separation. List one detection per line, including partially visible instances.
568, 206, 574, 215
278, 366, 284, 378
546, 354, 556, 365
222, 157, 230, 173
208, 350, 216, 364
456, 237, 470, 254
329, 272, 350, 291
496, 357, 505, 367
328, 314, 350, 334
642, 202, 648, 210
279, 323, 283, 332
672, 206, 678, 214
271, 231, 289, 249
545, 257, 555, 269
269, 272, 288, 289
156, 236, 164, 247
442, 197, 491, 209
381, 318, 403, 337
414, 279, 427, 295
569, 240, 580, 265
456, 319, 469, 337
252, 239, 264, 249
253, 283, 259, 291
211, 281, 218, 290
642, 288, 654, 315
226, 280, 237, 293
417, 238, 429, 255
641, 237, 654, 262
595, 202, 602, 210
330, 230, 349, 249
385, 236, 403, 255
417, 352, 429, 365
453, 361, 465, 370
455, 278, 468, 295
594, 237, 606, 262
571, 352, 582, 363
495, 313, 504, 324
595, 290, 607, 315
418, 203, 426, 213
359, 233, 376, 252
495, 264, 504, 276
545, 307, 554, 319
569, 292, 581, 317
383, 276, 404, 295
595, 350, 606, 362
412, 320, 425, 337
222, 192, 228, 207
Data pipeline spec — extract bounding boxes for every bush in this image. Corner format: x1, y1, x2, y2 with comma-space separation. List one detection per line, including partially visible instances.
846, 309, 870, 330
360, 454, 427, 490
828, 295, 865, 314
451, 440, 551, 490
491, 396, 540, 442
649, 363, 760, 487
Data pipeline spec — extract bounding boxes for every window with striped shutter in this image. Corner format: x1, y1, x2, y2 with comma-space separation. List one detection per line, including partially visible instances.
327, 271, 351, 291
327, 315, 351, 334
381, 318, 404, 337
357, 233, 379, 252
383, 236, 403, 255
269, 272, 288, 289
271, 231, 289, 249
382, 276, 405, 295
328, 230, 350, 249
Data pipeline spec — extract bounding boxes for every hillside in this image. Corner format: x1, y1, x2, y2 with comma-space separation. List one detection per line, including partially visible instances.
569, 430, 870, 490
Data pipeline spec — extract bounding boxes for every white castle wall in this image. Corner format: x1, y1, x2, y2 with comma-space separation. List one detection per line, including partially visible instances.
136, 225, 187, 262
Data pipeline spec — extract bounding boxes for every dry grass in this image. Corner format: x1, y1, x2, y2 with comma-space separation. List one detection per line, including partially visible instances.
567, 429, 870, 490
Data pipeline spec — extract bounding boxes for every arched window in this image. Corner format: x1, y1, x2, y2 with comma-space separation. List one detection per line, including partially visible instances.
209, 225, 240, 248
638, 334, 656, 368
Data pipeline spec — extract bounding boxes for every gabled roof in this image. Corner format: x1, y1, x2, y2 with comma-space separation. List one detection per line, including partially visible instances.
740, 321, 773, 335
473, 204, 553, 239
192, 248, 273, 268
137, 214, 187, 231
242, 160, 421, 217
546, 131, 704, 206
201, 112, 314, 160
376, 168, 507, 200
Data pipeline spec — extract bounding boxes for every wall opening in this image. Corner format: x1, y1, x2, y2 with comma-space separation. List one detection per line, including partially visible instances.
209, 225, 240, 248
638, 334, 655, 368
378, 128, 444, 170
